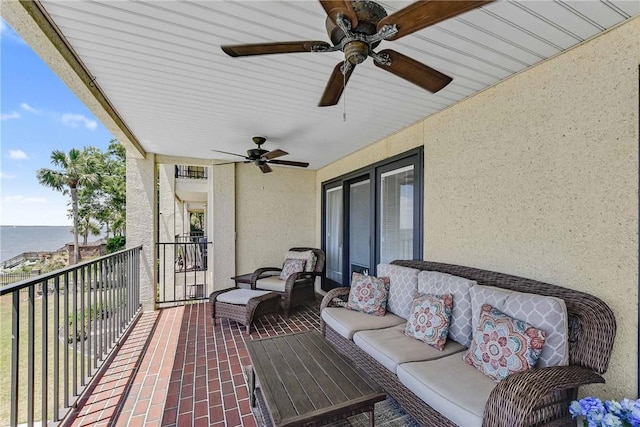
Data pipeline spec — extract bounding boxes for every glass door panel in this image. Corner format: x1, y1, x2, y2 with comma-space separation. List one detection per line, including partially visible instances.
348, 179, 370, 278
325, 186, 343, 287
380, 165, 414, 263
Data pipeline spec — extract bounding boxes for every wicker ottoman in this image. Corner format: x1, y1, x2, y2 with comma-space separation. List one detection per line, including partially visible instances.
209, 288, 280, 335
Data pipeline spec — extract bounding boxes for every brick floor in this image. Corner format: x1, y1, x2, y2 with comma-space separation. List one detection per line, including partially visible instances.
67, 296, 322, 427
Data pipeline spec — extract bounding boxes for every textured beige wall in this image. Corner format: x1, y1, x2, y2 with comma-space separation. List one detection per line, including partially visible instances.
212, 164, 236, 290
316, 18, 639, 398
236, 164, 317, 274
126, 153, 157, 311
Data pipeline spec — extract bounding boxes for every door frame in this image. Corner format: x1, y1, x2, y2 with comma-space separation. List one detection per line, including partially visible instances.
321, 147, 423, 290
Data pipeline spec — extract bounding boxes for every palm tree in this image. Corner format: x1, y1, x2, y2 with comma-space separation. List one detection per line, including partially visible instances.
37, 149, 99, 264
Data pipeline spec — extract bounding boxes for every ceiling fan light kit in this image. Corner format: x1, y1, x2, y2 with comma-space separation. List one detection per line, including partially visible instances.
221, 0, 493, 107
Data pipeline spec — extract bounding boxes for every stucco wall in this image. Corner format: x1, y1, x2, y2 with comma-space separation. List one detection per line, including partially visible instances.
236, 163, 317, 274
316, 18, 639, 398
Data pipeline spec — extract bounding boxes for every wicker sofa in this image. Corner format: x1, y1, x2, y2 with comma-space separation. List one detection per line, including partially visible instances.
320, 260, 616, 427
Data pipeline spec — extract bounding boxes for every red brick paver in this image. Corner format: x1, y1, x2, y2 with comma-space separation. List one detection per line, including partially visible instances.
68, 297, 322, 427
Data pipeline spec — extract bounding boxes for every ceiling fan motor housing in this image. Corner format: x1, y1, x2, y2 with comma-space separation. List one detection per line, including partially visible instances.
325, 0, 387, 47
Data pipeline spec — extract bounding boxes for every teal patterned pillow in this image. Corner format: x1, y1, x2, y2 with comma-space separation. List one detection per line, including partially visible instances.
404, 293, 453, 350
345, 273, 390, 316
463, 304, 546, 382
279, 258, 306, 280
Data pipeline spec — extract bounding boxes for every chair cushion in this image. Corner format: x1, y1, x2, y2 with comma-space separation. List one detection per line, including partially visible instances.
284, 250, 316, 272
216, 289, 272, 305
279, 258, 306, 280
353, 324, 466, 374
463, 304, 546, 381
469, 285, 569, 367
418, 270, 476, 347
405, 294, 453, 350
345, 273, 390, 316
321, 307, 405, 340
397, 355, 497, 427
377, 263, 419, 319
255, 276, 286, 293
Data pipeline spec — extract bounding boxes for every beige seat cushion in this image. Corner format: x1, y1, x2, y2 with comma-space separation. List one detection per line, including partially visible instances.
397, 355, 496, 427
321, 307, 405, 340
216, 289, 272, 305
255, 276, 286, 293
353, 324, 467, 373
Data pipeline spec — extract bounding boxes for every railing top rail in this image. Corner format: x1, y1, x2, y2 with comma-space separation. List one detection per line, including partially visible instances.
0, 245, 142, 296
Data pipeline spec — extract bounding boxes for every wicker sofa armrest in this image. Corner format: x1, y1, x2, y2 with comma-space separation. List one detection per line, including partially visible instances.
483, 365, 604, 427
320, 287, 351, 312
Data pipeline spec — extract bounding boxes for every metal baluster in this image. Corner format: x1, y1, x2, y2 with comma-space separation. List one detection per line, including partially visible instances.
72, 268, 78, 397
80, 266, 86, 385
63, 272, 69, 407
10, 292, 19, 427
42, 279, 49, 424
53, 276, 60, 421
93, 261, 98, 369
28, 285, 35, 426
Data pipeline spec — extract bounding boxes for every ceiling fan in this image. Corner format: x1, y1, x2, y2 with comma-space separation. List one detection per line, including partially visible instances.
221, 0, 492, 107
212, 136, 309, 174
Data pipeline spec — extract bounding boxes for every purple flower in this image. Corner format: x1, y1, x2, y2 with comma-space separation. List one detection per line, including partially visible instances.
570, 400, 584, 418
606, 400, 623, 416
601, 413, 624, 427
581, 397, 605, 417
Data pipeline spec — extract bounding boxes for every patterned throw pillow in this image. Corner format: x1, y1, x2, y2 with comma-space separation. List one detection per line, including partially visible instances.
284, 250, 316, 272
279, 258, 306, 280
345, 273, 390, 316
405, 294, 453, 350
463, 304, 546, 382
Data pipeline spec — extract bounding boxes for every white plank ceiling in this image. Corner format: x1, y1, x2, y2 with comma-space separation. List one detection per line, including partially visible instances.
38, 0, 639, 169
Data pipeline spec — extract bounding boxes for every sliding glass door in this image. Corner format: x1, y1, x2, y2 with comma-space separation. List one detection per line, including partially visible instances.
379, 165, 415, 263
324, 184, 343, 288
322, 148, 422, 290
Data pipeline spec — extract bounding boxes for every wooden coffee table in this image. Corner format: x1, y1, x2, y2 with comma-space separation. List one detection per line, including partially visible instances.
246, 331, 386, 427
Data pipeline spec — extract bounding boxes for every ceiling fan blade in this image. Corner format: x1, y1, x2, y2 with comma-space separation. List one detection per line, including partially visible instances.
258, 163, 273, 173
264, 149, 288, 160
319, 0, 358, 28
318, 61, 355, 107
268, 159, 310, 168
221, 41, 330, 57
374, 49, 452, 93
211, 149, 248, 159
378, 1, 492, 41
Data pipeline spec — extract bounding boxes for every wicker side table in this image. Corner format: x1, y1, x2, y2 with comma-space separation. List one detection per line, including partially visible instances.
209, 288, 280, 335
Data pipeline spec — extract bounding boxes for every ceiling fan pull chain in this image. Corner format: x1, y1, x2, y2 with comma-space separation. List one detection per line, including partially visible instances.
343, 66, 347, 122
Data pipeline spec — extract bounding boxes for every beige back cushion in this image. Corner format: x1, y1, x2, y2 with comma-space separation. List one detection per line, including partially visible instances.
469, 285, 569, 367
284, 250, 316, 272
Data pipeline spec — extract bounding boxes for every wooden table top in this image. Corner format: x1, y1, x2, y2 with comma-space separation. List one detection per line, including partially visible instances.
246, 331, 385, 427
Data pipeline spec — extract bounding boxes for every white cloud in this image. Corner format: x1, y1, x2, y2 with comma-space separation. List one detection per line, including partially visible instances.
61, 113, 97, 131
0, 18, 26, 45
0, 172, 16, 179
20, 102, 40, 114
3, 195, 47, 204
8, 149, 28, 160
1, 111, 20, 120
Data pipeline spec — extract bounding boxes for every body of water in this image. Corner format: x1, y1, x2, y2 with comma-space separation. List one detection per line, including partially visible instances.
0, 225, 79, 262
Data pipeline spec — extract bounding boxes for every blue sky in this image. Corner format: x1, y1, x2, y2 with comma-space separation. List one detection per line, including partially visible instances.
1, 19, 115, 226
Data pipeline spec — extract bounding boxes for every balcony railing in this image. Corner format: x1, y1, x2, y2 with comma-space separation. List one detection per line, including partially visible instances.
174, 165, 208, 180
0, 246, 142, 426
156, 239, 211, 305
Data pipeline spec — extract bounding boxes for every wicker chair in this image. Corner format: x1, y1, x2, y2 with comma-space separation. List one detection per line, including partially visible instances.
250, 247, 325, 317
321, 260, 617, 427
